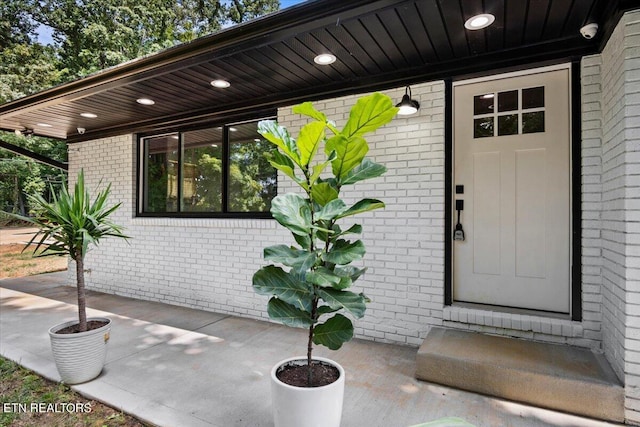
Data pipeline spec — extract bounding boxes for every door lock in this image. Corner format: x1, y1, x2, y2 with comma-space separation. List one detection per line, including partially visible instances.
454, 199, 465, 241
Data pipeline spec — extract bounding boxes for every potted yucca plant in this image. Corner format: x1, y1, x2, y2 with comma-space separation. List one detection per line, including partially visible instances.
252, 93, 397, 427
10, 169, 128, 384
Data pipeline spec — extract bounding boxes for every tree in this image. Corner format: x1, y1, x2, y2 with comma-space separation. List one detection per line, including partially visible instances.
28, 0, 280, 78
1, 0, 279, 217
0, 0, 37, 47
0, 132, 67, 216
12, 170, 128, 332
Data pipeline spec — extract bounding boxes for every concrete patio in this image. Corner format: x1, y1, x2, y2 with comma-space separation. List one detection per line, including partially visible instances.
0, 272, 625, 427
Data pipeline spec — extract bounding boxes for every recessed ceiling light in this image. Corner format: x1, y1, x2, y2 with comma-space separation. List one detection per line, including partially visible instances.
229, 127, 237, 132
211, 79, 231, 88
80, 112, 97, 118
136, 98, 155, 105
314, 53, 336, 65
37, 123, 52, 127
465, 13, 495, 30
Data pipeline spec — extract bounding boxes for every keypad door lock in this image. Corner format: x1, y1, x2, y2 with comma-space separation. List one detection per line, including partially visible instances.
453, 199, 465, 241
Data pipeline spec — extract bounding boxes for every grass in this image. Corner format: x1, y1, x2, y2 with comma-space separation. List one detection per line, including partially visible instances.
0, 357, 147, 427
0, 244, 68, 279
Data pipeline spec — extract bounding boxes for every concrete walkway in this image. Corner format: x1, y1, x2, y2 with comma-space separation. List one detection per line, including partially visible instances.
0, 226, 41, 245
0, 272, 625, 427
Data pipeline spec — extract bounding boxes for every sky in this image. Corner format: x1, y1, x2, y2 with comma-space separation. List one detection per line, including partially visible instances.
36, 0, 307, 45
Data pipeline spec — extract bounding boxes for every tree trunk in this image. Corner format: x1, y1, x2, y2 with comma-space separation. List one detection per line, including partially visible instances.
75, 253, 87, 332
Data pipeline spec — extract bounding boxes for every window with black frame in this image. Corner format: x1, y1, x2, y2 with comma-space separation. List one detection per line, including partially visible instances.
140, 120, 277, 216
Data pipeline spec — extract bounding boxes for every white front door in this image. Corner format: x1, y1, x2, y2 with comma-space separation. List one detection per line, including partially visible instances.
453, 67, 571, 313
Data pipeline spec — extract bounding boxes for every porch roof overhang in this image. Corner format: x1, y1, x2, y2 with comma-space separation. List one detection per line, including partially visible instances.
1, 0, 638, 143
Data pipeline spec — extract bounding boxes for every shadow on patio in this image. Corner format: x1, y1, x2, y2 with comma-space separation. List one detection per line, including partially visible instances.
0, 272, 622, 427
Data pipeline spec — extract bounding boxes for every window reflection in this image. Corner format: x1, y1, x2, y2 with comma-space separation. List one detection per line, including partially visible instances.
228, 122, 277, 213
474, 117, 494, 138
141, 119, 277, 215
182, 128, 223, 212
143, 134, 179, 212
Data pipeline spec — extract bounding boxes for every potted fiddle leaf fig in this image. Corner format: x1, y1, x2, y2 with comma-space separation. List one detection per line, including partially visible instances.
11, 169, 128, 384
252, 92, 397, 427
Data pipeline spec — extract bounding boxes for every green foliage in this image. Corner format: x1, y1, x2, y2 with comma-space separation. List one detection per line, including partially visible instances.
252, 93, 397, 372
1, 1, 278, 216
0, 132, 68, 216
8, 170, 128, 331
21, 0, 279, 82
11, 170, 128, 259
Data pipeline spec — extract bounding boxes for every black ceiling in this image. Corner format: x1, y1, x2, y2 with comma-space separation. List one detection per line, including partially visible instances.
1, 0, 638, 143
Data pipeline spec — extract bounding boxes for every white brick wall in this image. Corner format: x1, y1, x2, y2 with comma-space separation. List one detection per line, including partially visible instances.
69, 76, 611, 351
585, 9, 640, 424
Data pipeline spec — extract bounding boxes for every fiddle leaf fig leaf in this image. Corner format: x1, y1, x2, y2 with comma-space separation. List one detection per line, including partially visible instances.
336, 199, 385, 219
317, 305, 340, 316
293, 102, 328, 123
293, 233, 311, 250
270, 194, 311, 236
307, 266, 342, 288
293, 102, 340, 135
342, 92, 399, 138
341, 158, 387, 185
266, 150, 305, 188
325, 134, 368, 181
316, 198, 348, 221
339, 224, 363, 236
324, 239, 365, 264
312, 314, 354, 350
335, 265, 367, 283
264, 245, 316, 269
258, 120, 301, 166
296, 121, 325, 167
252, 265, 312, 311
311, 182, 339, 207
267, 297, 314, 328
309, 150, 337, 185
316, 288, 367, 318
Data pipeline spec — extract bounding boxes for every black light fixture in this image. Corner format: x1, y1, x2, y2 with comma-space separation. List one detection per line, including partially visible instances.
14, 128, 34, 137
396, 86, 420, 116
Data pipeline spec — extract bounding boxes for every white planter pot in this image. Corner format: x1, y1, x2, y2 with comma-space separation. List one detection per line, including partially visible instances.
271, 356, 345, 427
48, 317, 111, 384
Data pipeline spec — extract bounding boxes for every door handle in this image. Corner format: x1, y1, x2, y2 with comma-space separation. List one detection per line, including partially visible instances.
454, 199, 465, 241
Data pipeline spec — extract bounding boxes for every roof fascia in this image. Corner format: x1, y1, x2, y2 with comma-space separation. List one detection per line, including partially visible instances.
0, 139, 68, 171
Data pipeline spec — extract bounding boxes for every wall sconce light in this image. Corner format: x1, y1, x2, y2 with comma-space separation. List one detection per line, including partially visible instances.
396, 86, 420, 116
14, 128, 34, 137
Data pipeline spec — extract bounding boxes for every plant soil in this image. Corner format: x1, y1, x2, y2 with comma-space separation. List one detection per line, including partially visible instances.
56, 320, 109, 334
276, 360, 340, 387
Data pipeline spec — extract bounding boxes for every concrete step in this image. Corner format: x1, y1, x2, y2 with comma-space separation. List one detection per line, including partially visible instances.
416, 327, 624, 423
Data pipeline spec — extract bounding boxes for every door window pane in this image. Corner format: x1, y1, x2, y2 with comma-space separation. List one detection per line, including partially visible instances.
523, 87, 544, 109
228, 122, 277, 213
474, 117, 494, 138
181, 128, 223, 212
498, 114, 518, 136
498, 90, 518, 112
143, 134, 179, 212
474, 94, 494, 115
523, 111, 545, 134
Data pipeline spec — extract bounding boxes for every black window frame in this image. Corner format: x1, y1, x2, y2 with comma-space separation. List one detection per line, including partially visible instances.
136, 116, 277, 219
